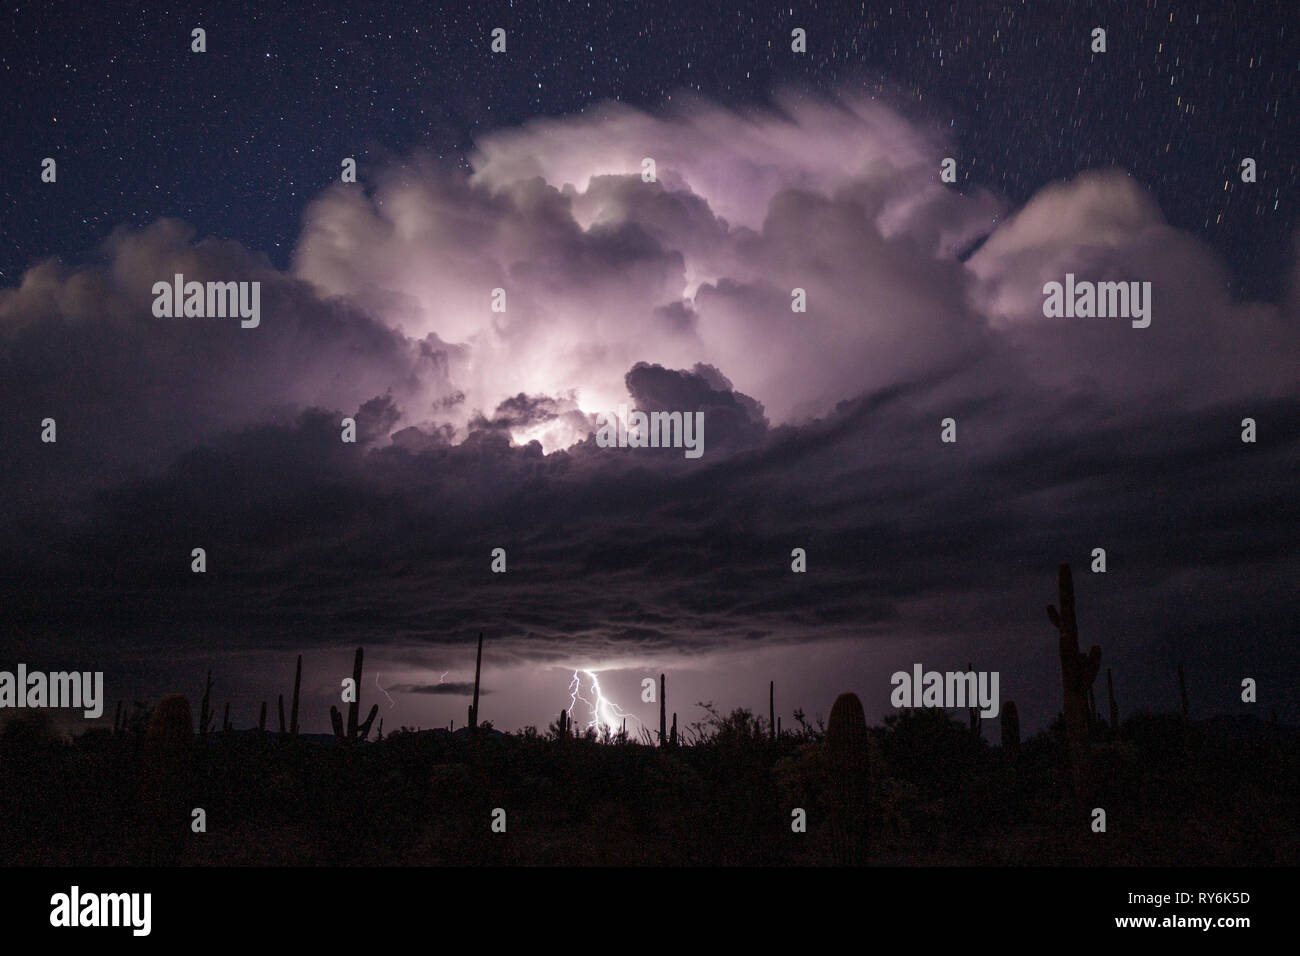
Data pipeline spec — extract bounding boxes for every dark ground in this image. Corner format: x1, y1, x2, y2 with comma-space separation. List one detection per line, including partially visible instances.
2, 701, 1294, 866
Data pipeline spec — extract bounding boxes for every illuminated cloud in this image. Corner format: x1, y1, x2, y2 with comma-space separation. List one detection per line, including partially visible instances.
2, 91, 1297, 730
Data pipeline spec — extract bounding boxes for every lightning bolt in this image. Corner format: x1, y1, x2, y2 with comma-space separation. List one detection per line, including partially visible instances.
375, 674, 396, 709
567, 670, 640, 739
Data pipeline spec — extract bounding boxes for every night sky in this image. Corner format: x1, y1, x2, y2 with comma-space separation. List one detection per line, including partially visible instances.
2, 1, 1297, 737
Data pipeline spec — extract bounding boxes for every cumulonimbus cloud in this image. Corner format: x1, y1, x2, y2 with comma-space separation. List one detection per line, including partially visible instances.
289, 90, 1009, 437
6, 89, 1295, 477
2, 90, 1298, 730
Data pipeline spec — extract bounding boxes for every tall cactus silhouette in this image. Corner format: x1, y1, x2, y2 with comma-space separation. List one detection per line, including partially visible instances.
146, 694, 195, 753
659, 673, 667, 747
198, 669, 214, 737
140, 693, 196, 864
469, 632, 484, 733
1046, 562, 1100, 795
1107, 667, 1119, 733
1001, 700, 1020, 762
826, 691, 871, 864
289, 654, 302, 736
967, 662, 981, 739
330, 646, 379, 744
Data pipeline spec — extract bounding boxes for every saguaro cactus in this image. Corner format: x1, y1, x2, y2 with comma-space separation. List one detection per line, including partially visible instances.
289, 654, 302, 736
198, 669, 214, 737
670, 713, 677, 747
826, 692, 871, 864
146, 694, 195, 753
1001, 700, 1020, 761
1046, 562, 1100, 794
469, 632, 484, 732
1107, 667, 1119, 733
659, 673, 667, 747
967, 662, 981, 739
330, 646, 379, 743
142, 694, 196, 828
770, 681, 776, 742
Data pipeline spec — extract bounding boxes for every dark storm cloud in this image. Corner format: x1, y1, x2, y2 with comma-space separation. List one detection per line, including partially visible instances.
2, 92, 1297, 728
623, 361, 768, 451
471, 393, 565, 431
0, 219, 456, 516
391, 683, 486, 696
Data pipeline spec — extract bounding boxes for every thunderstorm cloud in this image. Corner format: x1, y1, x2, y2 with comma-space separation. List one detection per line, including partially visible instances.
3, 90, 1297, 732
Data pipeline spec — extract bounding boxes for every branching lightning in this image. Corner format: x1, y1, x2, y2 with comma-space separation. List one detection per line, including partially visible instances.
567, 670, 640, 739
